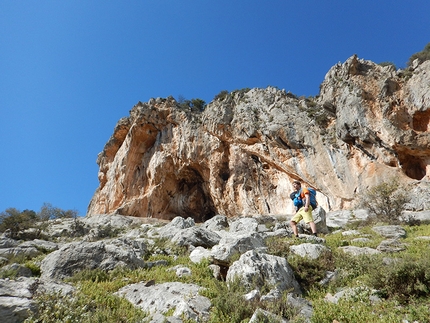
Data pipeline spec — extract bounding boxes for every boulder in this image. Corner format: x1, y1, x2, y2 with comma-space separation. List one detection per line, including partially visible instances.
201, 215, 229, 231
376, 239, 406, 253
189, 246, 211, 264
0, 246, 40, 259
210, 232, 266, 266
226, 250, 301, 294
289, 243, 331, 260
325, 209, 369, 229
116, 282, 211, 322
153, 216, 195, 239
0, 276, 76, 323
0, 278, 37, 323
338, 246, 381, 256
40, 238, 145, 280
229, 217, 259, 233
249, 308, 288, 323
372, 225, 406, 239
171, 226, 221, 248
0, 263, 33, 278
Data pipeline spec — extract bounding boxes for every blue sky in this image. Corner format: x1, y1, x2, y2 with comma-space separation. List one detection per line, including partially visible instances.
1, 1, 429, 216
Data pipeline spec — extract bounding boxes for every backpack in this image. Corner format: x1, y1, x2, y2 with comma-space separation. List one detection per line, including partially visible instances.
291, 192, 303, 208
290, 188, 317, 209
307, 188, 318, 209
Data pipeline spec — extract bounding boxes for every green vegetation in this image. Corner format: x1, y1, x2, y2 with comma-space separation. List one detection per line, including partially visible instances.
357, 177, 411, 224
212, 88, 251, 103
378, 61, 397, 69
407, 42, 430, 67
213, 90, 229, 101
0, 208, 38, 238
19, 221, 430, 323
2, 184, 430, 322
177, 96, 207, 111
0, 204, 78, 239
298, 96, 334, 132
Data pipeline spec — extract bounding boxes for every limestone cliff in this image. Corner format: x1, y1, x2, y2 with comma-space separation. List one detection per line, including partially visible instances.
87, 56, 430, 220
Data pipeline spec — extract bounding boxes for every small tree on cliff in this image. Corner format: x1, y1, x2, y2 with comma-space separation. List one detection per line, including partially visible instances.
358, 178, 410, 224
407, 42, 430, 67
0, 208, 38, 238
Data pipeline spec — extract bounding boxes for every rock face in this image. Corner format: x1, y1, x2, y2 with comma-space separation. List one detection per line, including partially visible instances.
88, 57, 430, 220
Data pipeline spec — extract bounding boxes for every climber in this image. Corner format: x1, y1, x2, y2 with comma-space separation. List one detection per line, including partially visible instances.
290, 180, 318, 237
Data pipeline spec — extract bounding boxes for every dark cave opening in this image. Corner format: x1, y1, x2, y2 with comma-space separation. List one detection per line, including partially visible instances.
412, 110, 430, 132
171, 167, 216, 222
398, 153, 426, 180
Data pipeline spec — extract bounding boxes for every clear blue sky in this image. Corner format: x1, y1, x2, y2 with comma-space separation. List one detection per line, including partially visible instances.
1, 1, 429, 216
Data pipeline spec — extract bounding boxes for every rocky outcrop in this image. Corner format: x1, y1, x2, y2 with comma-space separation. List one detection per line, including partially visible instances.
88, 57, 430, 220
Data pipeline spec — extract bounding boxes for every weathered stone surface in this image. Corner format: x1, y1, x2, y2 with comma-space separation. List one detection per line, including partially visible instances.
339, 246, 381, 256
372, 225, 407, 239
287, 293, 314, 322
189, 246, 211, 264
226, 250, 301, 294
324, 286, 381, 304
0, 237, 19, 249
289, 243, 331, 260
40, 238, 146, 280
171, 226, 221, 248
210, 232, 266, 266
152, 216, 195, 239
87, 56, 430, 220
201, 214, 229, 231
116, 282, 211, 322
0, 277, 76, 323
19, 239, 59, 252
0, 278, 37, 323
377, 239, 406, 252
0, 263, 33, 278
229, 217, 260, 233
0, 246, 40, 259
168, 265, 192, 278
326, 209, 369, 229
249, 308, 288, 323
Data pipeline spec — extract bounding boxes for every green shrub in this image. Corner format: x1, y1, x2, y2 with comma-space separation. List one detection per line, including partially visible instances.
378, 61, 397, 69
38, 202, 78, 220
357, 177, 410, 224
369, 255, 430, 303
0, 204, 80, 239
332, 250, 383, 288
288, 250, 335, 293
407, 42, 430, 67
25, 260, 41, 277
0, 208, 38, 238
25, 288, 148, 323
177, 96, 206, 111
207, 279, 256, 323
70, 218, 89, 237
213, 90, 229, 101
311, 293, 427, 323
265, 236, 292, 258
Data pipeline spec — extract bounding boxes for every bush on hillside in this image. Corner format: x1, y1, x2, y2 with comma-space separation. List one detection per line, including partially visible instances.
0, 204, 79, 239
407, 42, 430, 67
378, 61, 397, 69
369, 256, 430, 303
357, 178, 410, 224
177, 96, 206, 111
38, 202, 78, 220
0, 208, 38, 238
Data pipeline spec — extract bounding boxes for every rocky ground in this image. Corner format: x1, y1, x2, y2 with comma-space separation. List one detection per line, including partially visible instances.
1, 208, 430, 323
